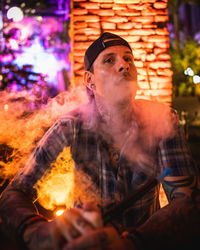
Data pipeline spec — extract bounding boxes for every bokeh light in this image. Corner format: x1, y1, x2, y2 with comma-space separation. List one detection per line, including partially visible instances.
7, 7, 24, 22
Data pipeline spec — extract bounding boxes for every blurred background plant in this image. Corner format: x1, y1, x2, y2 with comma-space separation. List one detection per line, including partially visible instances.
168, 0, 200, 98
168, 0, 200, 165
170, 39, 200, 97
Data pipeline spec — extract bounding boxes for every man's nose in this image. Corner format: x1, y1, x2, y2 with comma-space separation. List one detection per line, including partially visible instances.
118, 59, 130, 72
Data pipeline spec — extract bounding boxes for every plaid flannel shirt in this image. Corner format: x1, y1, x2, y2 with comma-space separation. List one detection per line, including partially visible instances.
5, 100, 199, 231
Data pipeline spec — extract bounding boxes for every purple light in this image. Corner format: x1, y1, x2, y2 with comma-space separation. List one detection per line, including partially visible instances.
13, 38, 70, 86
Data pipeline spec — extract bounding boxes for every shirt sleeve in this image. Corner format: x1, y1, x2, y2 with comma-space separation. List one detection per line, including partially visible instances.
158, 118, 199, 176
11, 115, 76, 199
0, 116, 76, 242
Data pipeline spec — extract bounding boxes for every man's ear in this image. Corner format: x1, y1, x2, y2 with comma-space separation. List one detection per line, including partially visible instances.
84, 71, 95, 91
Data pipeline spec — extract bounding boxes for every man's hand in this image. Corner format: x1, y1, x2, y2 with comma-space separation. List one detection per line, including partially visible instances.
55, 203, 103, 242
23, 203, 103, 250
62, 227, 137, 250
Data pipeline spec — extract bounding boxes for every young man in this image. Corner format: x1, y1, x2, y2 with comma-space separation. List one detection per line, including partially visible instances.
0, 32, 199, 250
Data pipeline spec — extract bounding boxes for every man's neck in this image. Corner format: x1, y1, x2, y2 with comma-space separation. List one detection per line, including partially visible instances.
95, 95, 134, 132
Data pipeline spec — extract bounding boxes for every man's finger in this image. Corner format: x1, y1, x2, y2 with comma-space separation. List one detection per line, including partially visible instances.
75, 203, 103, 229
62, 227, 115, 250
82, 202, 100, 212
80, 210, 103, 229
64, 208, 95, 234
55, 215, 80, 241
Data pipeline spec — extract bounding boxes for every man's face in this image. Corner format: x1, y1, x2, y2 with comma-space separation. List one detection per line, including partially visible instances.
90, 45, 138, 105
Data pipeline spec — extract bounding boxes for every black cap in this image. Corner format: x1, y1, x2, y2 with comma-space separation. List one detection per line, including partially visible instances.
84, 32, 132, 71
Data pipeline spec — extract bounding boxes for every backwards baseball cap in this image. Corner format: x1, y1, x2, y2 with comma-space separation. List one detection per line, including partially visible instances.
84, 32, 132, 71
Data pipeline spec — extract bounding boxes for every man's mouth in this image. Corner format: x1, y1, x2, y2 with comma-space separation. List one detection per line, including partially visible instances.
122, 72, 133, 79
123, 72, 131, 77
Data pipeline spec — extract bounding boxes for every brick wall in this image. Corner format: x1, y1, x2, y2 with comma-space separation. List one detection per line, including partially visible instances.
70, 0, 172, 104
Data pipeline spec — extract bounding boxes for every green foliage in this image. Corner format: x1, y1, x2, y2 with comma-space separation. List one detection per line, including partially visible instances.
181, 40, 200, 75
170, 39, 200, 89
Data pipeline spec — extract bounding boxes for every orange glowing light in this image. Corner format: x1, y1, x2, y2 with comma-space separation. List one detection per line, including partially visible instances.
159, 185, 168, 208
34, 147, 75, 211
0, 87, 87, 185
55, 209, 65, 217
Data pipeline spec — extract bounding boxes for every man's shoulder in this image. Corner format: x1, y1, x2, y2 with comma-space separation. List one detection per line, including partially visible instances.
57, 102, 92, 124
134, 98, 170, 110
134, 99, 176, 119
134, 99, 179, 140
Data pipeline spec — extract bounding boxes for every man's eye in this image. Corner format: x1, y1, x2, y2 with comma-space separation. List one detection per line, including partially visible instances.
124, 57, 133, 63
104, 58, 113, 64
